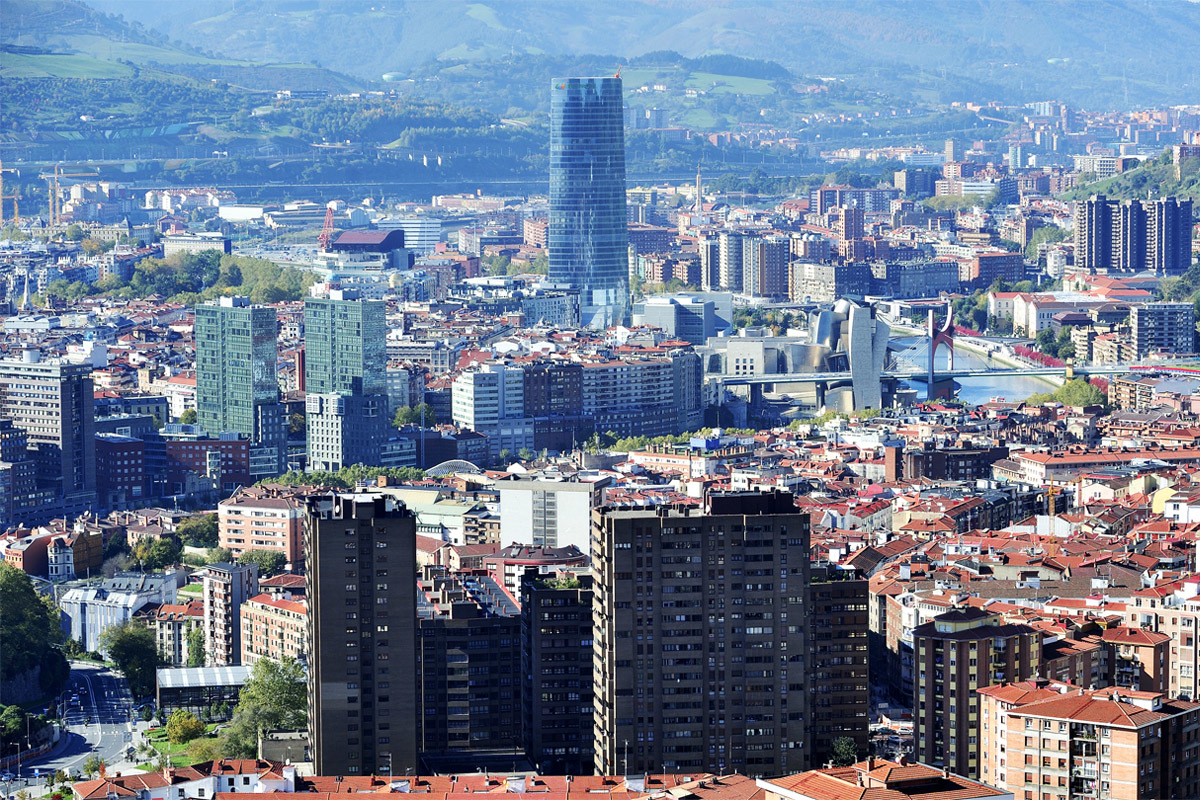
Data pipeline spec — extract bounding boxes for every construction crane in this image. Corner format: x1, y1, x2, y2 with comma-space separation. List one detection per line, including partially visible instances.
40, 164, 99, 226
0, 160, 21, 229
1045, 484, 1061, 517
317, 206, 334, 250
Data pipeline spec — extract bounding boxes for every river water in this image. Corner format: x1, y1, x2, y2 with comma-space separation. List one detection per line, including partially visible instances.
892, 337, 1059, 405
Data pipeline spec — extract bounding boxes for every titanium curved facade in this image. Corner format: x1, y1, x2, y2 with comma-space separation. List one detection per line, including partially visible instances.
549, 76, 630, 328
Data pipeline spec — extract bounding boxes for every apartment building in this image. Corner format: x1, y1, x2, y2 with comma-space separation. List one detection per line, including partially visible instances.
520, 569, 595, 777
415, 565, 521, 759
203, 563, 259, 667
1124, 578, 1200, 700
1130, 302, 1195, 359
912, 607, 1040, 777
305, 493, 418, 776
997, 687, 1200, 800
806, 566, 870, 766
155, 599, 205, 666
240, 593, 308, 666
218, 485, 308, 568
592, 490, 811, 777
978, 679, 1079, 789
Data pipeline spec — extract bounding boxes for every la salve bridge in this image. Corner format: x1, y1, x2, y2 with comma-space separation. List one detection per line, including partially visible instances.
718, 306, 1182, 395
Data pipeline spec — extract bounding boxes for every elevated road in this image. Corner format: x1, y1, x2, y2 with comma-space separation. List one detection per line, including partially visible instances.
716, 363, 1139, 387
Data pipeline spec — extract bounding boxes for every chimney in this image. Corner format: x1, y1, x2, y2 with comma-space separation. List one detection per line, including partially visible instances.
942, 766, 950, 779
866, 756, 875, 771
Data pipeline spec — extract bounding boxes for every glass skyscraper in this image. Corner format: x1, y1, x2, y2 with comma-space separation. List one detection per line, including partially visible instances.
195, 296, 287, 476
549, 76, 630, 329
303, 289, 388, 471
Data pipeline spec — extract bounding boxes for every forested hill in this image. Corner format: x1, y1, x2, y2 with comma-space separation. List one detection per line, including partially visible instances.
81, 0, 1200, 109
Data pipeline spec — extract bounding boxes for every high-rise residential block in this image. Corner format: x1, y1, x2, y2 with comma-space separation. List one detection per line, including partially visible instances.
717, 232, 743, 291
203, 562, 259, 666
303, 289, 388, 471
592, 491, 811, 777
807, 566, 870, 767
195, 296, 286, 478
415, 565, 521, 760
912, 607, 1040, 778
741, 235, 790, 298
549, 76, 630, 329
1130, 302, 1195, 359
520, 569, 595, 776
1075, 195, 1194, 274
0, 350, 96, 518
305, 492, 418, 776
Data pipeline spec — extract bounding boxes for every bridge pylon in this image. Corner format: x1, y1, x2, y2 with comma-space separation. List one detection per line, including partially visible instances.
926, 302, 956, 400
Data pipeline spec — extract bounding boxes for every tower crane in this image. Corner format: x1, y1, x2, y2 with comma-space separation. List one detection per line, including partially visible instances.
0, 160, 21, 229
40, 164, 100, 226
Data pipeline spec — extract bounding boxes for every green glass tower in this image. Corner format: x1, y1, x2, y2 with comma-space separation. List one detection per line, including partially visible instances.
303, 289, 388, 472
195, 296, 286, 476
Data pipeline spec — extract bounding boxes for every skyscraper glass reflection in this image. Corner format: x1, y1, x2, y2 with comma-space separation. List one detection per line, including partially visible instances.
549, 76, 630, 328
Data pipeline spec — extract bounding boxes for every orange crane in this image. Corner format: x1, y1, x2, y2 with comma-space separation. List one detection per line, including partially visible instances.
317, 206, 334, 250
0, 160, 21, 228
41, 164, 99, 225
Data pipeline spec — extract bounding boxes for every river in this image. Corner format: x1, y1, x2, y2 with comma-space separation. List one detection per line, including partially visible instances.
892, 337, 1059, 405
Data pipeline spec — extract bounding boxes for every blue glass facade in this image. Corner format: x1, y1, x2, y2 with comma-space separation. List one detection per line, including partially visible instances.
549, 76, 630, 328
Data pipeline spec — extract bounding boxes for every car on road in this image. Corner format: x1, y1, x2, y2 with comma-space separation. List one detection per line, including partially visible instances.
1, 771, 15, 781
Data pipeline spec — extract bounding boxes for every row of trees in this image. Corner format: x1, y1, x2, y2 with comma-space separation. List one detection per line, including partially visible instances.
37, 253, 317, 309
0, 564, 70, 701
265, 464, 425, 489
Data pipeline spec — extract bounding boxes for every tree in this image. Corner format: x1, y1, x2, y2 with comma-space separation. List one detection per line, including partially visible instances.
207, 546, 234, 563
166, 710, 205, 744
178, 409, 198, 425
1025, 379, 1108, 409
187, 736, 222, 762
82, 754, 105, 778
64, 224, 85, 241
831, 736, 859, 767
99, 621, 162, 698
131, 535, 182, 570
517, 447, 534, 462
391, 403, 434, 428
177, 513, 218, 547
287, 413, 306, 436
0, 563, 69, 697
1035, 328, 1058, 358
218, 658, 307, 758
140, 706, 154, 722
237, 549, 287, 576
186, 625, 206, 667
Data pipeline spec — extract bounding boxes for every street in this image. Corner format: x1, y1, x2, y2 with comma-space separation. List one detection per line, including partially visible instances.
5, 662, 143, 795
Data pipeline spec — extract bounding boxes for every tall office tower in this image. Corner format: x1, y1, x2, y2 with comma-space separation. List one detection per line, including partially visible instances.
697, 234, 721, 291
1113, 199, 1147, 272
0, 350, 95, 517
592, 490, 811, 777
945, 138, 965, 163
1074, 195, 1114, 271
717, 231, 743, 291
202, 562, 259, 666
521, 568, 595, 776
195, 296, 286, 478
549, 76, 630, 329
912, 607, 1039, 779
807, 565, 870, 768
305, 492, 418, 776
1131, 302, 1196, 358
1146, 197, 1194, 275
741, 235, 790, 298
303, 289, 388, 471
415, 565, 521, 760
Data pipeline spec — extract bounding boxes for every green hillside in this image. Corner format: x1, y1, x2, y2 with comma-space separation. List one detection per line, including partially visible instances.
82, 0, 1200, 109
1064, 151, 1200, 202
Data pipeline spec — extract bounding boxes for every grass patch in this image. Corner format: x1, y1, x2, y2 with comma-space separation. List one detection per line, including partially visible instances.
465, 3, 508, 30
137, 723, 220, 768
685, 72, 775, 96
178, 583, 203, 596
0, 52, 134, 79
